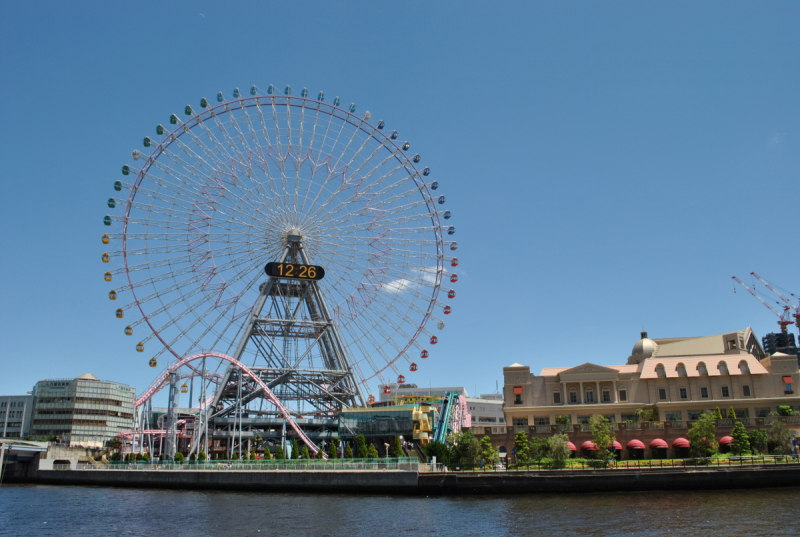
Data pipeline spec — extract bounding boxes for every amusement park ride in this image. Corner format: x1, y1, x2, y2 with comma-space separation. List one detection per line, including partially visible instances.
102, 85, 460, 459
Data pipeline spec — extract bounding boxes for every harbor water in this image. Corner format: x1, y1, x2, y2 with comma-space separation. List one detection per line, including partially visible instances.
1, 484, 798, 536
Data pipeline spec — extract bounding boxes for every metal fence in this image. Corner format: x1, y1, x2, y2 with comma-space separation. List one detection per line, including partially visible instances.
52, 457, 421, 472
503, 455, 800, 472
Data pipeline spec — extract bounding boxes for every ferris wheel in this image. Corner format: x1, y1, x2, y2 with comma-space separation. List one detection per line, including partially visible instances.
102, 84, 459, 407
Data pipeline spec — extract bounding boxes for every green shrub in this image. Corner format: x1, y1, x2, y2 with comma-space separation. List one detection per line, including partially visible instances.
727, 406, 736, 419
367, 444, 379, 459
173, 452, 184, 463
275, 446, 285, 460
778, 405, 794, 416
344, 443, 354, 459
730, 421, 750, 455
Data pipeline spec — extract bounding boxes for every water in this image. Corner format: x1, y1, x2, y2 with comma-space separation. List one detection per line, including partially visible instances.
1, 484, 799, 536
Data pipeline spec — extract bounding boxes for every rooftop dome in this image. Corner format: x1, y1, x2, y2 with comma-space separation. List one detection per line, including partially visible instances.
632, 331, 658, 358
76, 373, 99, 381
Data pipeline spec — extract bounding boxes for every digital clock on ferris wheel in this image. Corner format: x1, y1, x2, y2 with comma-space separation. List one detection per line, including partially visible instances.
265, 262, 326, 281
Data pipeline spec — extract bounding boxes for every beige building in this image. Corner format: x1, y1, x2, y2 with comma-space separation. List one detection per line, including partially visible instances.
499, 329, 800, 458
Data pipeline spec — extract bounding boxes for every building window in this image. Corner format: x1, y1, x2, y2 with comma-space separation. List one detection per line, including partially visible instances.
721, 386, 730, 398
602, 390, 610, 403
585, 390, 594, 403
727, 339, 737, 350
786, 384, 793, 395
666, 411, 681, 421
742, 385, 751, 397
619, 389, 627, 401
578, 415, 592, 425
755, 408, 771, 418
739, 361, 750, 375
656, 364, 666, 378
534, 417, 550, 426
513, 386, 523, 404
700, 387, 709, 398
676, 363, 687, 377
553, 392, 561, 404
679, 388, 687, 400
718, 362, 729, 376
659, 388, 667, 400
697, 362, 708, 376
688, 411, 703, 421
512, 417, 528, 427
569, 390, 577, 404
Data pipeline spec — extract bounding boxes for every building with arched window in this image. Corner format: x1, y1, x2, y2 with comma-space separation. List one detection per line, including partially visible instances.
500, 328, 800, 459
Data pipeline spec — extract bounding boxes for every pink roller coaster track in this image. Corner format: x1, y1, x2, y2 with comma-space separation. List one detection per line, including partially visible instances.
133, 351, 323, 457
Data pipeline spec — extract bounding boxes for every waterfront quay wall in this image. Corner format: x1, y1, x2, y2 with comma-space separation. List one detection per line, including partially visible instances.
419, 466, 800, 494
11, 467, 419, 493
6, 463, 800, 494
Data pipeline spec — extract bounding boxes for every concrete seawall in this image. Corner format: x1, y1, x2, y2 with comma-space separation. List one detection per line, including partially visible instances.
419, 466, 800, 494
6, 463, 800, 494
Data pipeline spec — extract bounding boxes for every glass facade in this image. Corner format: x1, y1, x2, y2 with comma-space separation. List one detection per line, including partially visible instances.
31, 376, 135, 447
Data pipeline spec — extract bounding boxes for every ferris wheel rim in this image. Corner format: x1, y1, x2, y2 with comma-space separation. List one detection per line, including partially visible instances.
117, 90, 449, 384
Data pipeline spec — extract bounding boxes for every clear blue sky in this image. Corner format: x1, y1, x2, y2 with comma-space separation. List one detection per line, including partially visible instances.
1, 2, 798, 401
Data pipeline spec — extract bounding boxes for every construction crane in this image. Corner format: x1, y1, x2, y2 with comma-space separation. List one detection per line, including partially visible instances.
751, 272, 800, 339
732, 276, 795, 334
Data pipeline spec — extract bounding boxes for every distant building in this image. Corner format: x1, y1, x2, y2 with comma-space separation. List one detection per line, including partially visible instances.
499, 328, 800, 459
30, 373, 136, 447
762, 332, 798, 362
380, 383, 505, 434
0, 395, 34, 438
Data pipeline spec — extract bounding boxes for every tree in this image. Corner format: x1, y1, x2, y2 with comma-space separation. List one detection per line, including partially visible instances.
174, 452, 185, 464
198, 451, 206, 461
231, 452, 239, 460
748, 429, 769, 454
727, 406, 737, 419
301, 446, 311, 460
263, 449, 272, 460
250, 449, 257, 461
547, 434, 572, 467
634, 408, 658, 422
423, 440, 452, 465
452, 430, 480, 468
141, 453, 150, 462
778, 405, 794, 416
189, 453, 197, 463
713, 407, 723, 420
730, 421, 750, 455
687, 410, 717, 457
275, 446, 285, 460
252, 434, 263, 447
768, 412, 792, 454
291, 438, 300, 460
480, 436, 500, 469
591, 415, 616, 464
242, 451, 249, 460
355, 434, 368, 458
391, 435, 404, 458
367, 444, 379, 458
344, 443, 354, 459
328, 438, 339, 459
528, 437, 549, 464
513, 430, 529, 467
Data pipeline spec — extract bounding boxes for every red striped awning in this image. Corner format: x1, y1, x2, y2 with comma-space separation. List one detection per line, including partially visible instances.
650, 438, 668, 449
673, 438, 690, 448
783, 376, 794, 384
627, 439, 645, 449
612, 441, 623, 450
581, 441, 598, 451
719, 436, 733, 446
566, 442, 577, 451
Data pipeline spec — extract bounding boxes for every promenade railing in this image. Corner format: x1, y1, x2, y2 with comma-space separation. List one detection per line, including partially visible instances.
56, 457, 421, 472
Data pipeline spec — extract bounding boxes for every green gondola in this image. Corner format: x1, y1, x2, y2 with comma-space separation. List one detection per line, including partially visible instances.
184, 105, 193, 115
156, 124, 164, 135
107, 198, 116, 209
114, 181, 122, 191
170, 114, 178, 125
103, 216, 112, 226
200, 97, 208, 108
143, 137, 151, 147
121, 165, 129, 176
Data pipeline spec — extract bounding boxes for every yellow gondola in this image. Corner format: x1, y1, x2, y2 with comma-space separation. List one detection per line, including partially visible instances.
108, 290, 117, 300
180, 383, 188, 394
149, 357, 157, 367
102, 234, 110, 245
104, 272, 112, 282
124, 326, 133, 336
136, 342, 144, 352
101, 253, 109, 263
115, 308, 124, 318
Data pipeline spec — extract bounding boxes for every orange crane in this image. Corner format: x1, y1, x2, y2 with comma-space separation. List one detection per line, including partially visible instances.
732, 276, 795, 334
750, 272, 800, 340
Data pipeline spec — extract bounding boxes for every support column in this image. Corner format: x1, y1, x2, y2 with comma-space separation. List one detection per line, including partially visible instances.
612, 380, 618, 403
578, 382, 584, 404
561, 382, 566, 405
595, 381, 601, 405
